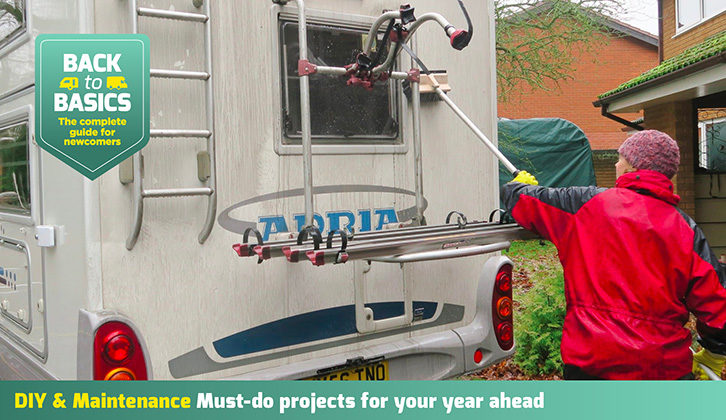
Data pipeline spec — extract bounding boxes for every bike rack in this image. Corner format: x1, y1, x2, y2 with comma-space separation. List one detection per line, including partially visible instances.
282, 0, 507, 229
257, 1, 530, 334
239, 0, 535, 268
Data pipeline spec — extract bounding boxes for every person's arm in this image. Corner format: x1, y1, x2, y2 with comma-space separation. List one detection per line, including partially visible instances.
500, 181, 605, 246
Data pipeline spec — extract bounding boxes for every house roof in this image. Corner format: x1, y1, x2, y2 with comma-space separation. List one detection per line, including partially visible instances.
510, 1, 658, 46
599, 16, 658, 46
596, 31, 726, 102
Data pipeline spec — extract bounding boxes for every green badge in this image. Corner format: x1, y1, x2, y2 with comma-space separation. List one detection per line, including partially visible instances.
35, 34, 150, 180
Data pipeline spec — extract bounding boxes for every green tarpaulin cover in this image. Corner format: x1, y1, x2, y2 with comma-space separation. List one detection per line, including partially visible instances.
498, 118, 596, 192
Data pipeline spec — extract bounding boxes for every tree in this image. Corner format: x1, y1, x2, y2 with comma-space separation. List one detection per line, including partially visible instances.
495, 0, 625, 101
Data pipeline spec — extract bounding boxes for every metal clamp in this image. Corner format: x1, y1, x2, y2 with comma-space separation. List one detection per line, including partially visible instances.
326, 229, 348, 250
297, 225, 322, 249
297, 59, 318, 76
232, 227, 264, 263
445, 211, 467, 228
488, 209, 507, 224
399, 4, 416, 25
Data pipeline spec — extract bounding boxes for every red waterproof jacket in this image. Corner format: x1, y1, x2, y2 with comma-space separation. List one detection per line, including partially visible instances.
501, 170, 726, 379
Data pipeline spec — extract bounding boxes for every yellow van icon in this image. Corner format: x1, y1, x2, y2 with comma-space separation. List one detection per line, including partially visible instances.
59, 77, 78, 91
106, 76, 128, 90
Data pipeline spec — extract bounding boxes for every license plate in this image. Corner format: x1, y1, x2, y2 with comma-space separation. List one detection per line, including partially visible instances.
305, 360, 389, 381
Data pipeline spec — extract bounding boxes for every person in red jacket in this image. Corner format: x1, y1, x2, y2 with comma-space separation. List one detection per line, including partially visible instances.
501, 130, 726, 380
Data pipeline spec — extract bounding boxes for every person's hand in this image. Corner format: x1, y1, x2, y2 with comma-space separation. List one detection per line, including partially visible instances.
511, 171, 538, 185
692, 348, 726, 380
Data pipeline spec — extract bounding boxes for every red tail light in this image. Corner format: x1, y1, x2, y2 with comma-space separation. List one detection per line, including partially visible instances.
496, 297, 513, 319
496, 271, 512, 293
94, 321, 148, 380
104, 334, 133, 363
492, 263, 514, 350
497, 322, 513, 343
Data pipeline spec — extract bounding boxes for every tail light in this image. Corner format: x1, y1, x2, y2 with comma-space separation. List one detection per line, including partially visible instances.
492, 263, 514, 350
473, 349, 484, 364
94, 321, 148, 380
496, 297, 513, 319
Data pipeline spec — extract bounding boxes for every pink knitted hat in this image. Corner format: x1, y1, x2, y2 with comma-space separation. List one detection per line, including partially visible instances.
618, 130, 680, 178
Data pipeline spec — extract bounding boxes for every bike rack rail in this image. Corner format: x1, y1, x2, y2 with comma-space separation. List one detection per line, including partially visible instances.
234, 217, 536, 266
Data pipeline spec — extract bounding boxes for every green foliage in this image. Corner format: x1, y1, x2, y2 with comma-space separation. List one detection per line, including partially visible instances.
514, 271, 566, 375
504, 240, 566, 376
496, 0, 623, 102
599, 31, 726, 99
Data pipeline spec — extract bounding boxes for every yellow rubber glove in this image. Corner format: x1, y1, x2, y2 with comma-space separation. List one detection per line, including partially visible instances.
693, 348, 726, 380
511, 170, 538, 185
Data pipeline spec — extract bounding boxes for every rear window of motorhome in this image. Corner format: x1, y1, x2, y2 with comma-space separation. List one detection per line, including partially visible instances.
0, 121, 30, 215
0, 0, 25, 47
280, 21, 400, 144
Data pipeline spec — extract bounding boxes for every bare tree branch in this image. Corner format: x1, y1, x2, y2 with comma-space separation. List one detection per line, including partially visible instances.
496, 0, 624, 102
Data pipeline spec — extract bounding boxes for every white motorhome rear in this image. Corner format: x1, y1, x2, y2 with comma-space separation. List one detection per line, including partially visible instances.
0, 0, 521, 380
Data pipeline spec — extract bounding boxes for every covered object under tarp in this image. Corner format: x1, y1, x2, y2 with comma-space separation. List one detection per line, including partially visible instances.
498, 118, 597, 192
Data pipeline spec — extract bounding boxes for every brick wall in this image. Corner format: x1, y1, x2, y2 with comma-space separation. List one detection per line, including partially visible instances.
643, 101, 696, 217
592, 151, 618, 188
498, 34, 658, 151
662, 0, 726, 60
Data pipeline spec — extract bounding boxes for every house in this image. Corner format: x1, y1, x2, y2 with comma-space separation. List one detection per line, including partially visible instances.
497, 8, 659, 188
594, 1, 726, 258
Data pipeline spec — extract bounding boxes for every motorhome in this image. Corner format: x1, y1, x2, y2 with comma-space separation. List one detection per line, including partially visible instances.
0, 0, 528, 380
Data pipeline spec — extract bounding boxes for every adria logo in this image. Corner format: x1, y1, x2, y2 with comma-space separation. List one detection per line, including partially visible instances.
217, 185, 428, 241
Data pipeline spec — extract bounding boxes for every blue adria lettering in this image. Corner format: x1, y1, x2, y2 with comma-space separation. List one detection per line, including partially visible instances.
258, 208, 399, 241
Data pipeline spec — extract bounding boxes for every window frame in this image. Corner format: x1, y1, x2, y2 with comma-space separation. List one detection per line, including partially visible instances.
0, 103, 36, 226
271, 4, 408, 155
697, 114, 726, 173
0, 119, 30, 215
0, 0, 28, 57
674, 0, 726, 36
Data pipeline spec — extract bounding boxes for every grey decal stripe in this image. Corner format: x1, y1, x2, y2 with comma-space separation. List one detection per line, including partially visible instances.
217, 184, 428, 234
168, 303, 464, 379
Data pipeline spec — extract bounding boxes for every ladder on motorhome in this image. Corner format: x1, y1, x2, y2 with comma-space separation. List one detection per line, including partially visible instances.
122, 0, 217, 250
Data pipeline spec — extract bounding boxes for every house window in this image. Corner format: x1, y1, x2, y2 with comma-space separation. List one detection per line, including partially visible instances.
0, 0, 25, 47
697, 109, 726, 173
677, 0, 726, 32
0, 120, 30, 214
279, 20, 400, 145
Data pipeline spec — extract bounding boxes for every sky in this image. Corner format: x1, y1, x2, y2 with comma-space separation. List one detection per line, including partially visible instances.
613, 0, 659, 35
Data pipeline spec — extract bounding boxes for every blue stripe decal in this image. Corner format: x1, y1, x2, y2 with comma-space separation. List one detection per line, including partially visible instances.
213, 301, 438, 358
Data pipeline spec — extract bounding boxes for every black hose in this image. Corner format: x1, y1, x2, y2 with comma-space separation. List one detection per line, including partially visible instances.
458, 0, 473, 42
370, 19, 395, 68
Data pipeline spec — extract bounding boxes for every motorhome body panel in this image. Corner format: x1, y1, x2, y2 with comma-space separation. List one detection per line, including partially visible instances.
0, 0, 101, 380
0, 0, 499, 380
94, 0, 499, 380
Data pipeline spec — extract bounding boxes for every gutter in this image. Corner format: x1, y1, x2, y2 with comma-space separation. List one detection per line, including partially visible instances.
599, 105, 644, 131
592, 51, 726, 131
593, 51, 726, 107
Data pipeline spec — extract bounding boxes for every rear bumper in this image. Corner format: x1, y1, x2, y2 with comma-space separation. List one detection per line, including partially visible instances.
225, 256, 515, 380
0, 332, 55, 380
